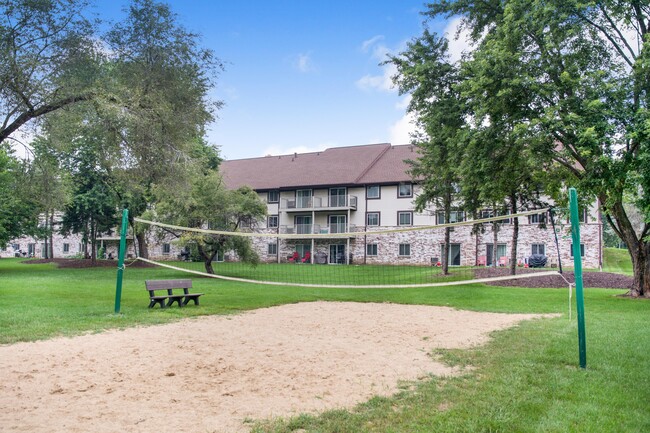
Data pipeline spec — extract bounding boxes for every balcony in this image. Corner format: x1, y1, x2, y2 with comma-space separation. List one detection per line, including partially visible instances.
280, 224, 357, 237
281, 195, 357, 212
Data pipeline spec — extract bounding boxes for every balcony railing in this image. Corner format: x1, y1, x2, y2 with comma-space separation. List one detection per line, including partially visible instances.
280, 224, 357, 235
281, 195, 357, 211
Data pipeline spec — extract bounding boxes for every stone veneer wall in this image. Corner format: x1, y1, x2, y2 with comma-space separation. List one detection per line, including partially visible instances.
1, 233, 85, 259
266, 221, 602, 269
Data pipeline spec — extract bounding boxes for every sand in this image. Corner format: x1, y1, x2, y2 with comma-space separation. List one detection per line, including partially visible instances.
0, 301, 554, 432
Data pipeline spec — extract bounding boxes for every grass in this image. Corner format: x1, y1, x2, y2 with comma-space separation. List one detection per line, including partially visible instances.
0, 253, 648, 432
603, 247, 633, 275
156, 259, 478, 285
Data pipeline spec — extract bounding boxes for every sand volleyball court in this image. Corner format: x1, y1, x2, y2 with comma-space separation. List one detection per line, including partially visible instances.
0, 301, 555, 432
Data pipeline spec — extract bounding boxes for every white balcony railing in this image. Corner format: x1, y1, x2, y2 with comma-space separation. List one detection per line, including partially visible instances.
281, 195, 357, 211
279, 224, 356, 236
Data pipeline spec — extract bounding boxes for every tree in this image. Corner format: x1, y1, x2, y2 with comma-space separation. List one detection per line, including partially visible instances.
59, 128, 119, 264
0, 144, 38, 246
155, 170, 267, 274
0, 0, 101, 144
103, 0, 222, 258
425, 0, 650, 296
20, 136, 71, 258
388, 30, 467, 275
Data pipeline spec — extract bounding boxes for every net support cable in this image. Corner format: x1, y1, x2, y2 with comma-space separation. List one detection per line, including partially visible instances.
134, 208, 551, 239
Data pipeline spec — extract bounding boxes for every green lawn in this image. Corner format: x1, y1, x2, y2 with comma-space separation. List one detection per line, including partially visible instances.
0, 254, 648, 432
603, 247, 633, 275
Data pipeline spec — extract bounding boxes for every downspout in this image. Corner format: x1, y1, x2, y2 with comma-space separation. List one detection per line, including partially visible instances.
598, 198, 603, 271
364, 187, 367, 264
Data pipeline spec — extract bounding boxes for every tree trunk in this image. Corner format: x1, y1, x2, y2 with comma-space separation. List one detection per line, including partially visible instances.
443, 226, 450, 275
492, 221, 498, 267
49, 212, 54, 258
629, 241, 650, 298
136, 232, 148, 259
605, 198, 650, 297
197, 243, 215, 274
509, 196, 518, 275
90, 219, 97, 265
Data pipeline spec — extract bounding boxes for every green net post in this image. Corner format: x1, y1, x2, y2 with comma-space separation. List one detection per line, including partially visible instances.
569, 188, 586, 369
114, 209, 129, 314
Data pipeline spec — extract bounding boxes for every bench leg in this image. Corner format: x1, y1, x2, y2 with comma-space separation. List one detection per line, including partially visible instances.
149, 299, 166, 308
166, 298, 183, 308
182, 296, 199, 306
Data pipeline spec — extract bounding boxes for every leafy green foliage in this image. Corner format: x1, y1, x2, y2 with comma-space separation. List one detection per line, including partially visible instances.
0, 145, 39, 246
415, 0, 650, 295
155, 171, 267, 274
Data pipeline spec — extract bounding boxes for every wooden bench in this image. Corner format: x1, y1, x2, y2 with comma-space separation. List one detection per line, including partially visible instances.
145, 279, 203, 308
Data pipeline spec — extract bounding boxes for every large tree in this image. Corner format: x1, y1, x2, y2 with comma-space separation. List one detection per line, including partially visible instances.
387, 30, 467, 275
104, 0, 222, 258
424, 0, 650, 296
0, 0, 100, 144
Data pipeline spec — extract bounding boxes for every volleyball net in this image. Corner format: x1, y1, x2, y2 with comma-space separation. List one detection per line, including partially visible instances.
132, 208, 564, 289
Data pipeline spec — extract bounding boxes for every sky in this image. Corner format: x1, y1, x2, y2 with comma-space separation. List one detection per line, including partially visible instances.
92, 1, 468, 161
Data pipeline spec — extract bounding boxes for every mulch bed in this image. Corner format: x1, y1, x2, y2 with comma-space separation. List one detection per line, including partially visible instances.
23, 258, 154, 268
474, 267, 633, 289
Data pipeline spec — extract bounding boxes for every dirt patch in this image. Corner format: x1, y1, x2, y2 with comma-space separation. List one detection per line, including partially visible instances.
0, 302, 555, 433
23, 258, 154, 268
474, 267, 633, 289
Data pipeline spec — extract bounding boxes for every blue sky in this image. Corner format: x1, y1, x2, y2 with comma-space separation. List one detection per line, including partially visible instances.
95, 1, 466, 161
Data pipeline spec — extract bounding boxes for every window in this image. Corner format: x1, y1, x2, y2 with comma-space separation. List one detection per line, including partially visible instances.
441, 243, 462, 266
481, 209, 510, 224
529, 212, 547, 224
366, 244, 378, 256
330, 187, 347, 207
329, 215, 346, 233
239, 217, 254, 228
268, 215, 279, 228
398, 183, 412, 198
366, 212, 380, 226
296, 189, 312, 208
162, 243, 171, 255
366, 185, 380, 199
531, 244, 545, 255
63, 243, 70, 253
399, 243, 411, 256
437, 211, 465, 224
296, 244, 310, 257
570, 243, 585, 257
12, 243, 19, 251
567, 208, 588, 223
267, 190, 279, 203
398, 211, 413, 226
268, 243, 277, 255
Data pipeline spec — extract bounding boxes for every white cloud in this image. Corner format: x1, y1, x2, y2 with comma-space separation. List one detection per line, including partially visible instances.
260, 142, 332, 157
361, 35, 384, 52
396, 95, 411, 110
443, 17, 474, 63
355, 42, 398, 93
356, 66, 397, 93
293, 52, 316, 73
389, 112, 417, 145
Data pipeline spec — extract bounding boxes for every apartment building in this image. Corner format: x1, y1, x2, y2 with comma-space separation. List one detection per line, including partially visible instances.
221, 143, 603, 269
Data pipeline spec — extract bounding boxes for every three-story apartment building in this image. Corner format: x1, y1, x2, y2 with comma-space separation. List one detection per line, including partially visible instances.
221, 143, 603, 269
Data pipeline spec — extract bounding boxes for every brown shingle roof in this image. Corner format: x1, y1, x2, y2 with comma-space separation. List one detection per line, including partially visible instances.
221, 143, 414, 190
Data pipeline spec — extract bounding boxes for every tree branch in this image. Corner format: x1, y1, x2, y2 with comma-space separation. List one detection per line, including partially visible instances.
0, 93, 94, 144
